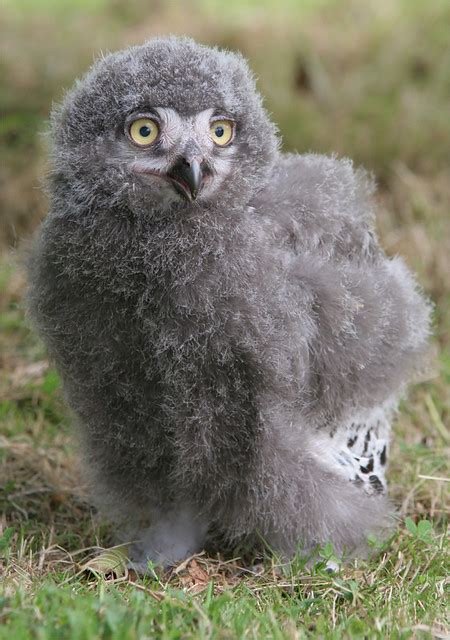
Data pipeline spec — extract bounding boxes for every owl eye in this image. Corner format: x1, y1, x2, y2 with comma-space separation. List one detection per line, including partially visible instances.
209, 119, 234, 146
128, 118, 159, 146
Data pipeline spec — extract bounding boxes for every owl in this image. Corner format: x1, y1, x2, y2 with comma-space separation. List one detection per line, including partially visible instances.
27, 37, 431, 570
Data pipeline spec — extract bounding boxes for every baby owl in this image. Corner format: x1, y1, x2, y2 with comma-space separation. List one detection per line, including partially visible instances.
27, 37, 431, 570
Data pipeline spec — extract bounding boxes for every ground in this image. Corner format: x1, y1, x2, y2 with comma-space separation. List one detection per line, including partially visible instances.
0, 0, 449, 638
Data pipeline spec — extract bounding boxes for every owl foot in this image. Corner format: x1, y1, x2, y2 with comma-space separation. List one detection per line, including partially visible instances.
125, 505, 208, 572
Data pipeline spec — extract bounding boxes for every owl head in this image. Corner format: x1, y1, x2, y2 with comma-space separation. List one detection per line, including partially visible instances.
51, 37, 279, 218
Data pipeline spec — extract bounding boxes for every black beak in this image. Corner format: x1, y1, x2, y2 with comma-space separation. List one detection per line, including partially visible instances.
167, 156, 205, 201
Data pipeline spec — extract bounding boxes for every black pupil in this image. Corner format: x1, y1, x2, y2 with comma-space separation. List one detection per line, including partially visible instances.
215, 125, 225, 138
139, 125, 151, 137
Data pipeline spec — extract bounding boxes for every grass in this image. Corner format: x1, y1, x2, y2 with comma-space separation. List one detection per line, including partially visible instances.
0, 0, 449, 637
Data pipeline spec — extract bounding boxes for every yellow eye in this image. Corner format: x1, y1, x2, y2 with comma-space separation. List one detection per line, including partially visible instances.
129, 118, 159, 146
209, 119, 234, 146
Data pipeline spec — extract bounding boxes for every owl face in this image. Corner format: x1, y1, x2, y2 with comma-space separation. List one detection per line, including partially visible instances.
118, 106, 238, 206
51, 37, 279, 216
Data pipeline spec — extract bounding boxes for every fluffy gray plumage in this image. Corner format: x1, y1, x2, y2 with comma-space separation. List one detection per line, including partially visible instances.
26, 37, 431, 569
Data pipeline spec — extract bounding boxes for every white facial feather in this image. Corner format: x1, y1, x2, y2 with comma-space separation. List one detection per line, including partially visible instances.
130, 107, 237, 202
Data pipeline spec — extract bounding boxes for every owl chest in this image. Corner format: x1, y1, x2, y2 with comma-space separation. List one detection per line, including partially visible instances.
62, 219, 259, 376
54, 234, 262, 476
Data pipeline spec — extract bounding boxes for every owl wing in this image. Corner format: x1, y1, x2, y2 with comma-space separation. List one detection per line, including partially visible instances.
310, 401, 392, 496
251, 152, 431, 431
252, 152, 379, 262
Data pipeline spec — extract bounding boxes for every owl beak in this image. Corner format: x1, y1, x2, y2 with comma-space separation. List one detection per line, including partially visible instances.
167, 156, 205, 201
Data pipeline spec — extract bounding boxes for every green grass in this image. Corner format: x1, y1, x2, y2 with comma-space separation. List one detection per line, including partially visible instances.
0, 517, 448, 638
0, 0, 449, 637
0, 544, 446, 640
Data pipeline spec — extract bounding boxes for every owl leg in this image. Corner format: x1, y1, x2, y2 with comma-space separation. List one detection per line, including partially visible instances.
260, 461, 394, 562
243, 405, 396, 560
124, 505, 209, 572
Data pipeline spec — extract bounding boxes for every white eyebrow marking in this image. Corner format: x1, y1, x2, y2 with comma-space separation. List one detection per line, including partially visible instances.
155, 107, 219, 151
155, 107, 182, 148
